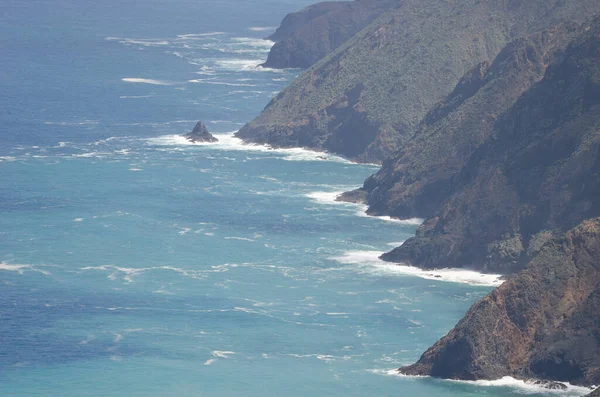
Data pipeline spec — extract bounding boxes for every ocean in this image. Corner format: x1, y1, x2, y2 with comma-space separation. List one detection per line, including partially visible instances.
0, 1, 591, 396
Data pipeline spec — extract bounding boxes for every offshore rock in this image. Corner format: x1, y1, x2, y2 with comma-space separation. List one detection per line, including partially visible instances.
185, 121, 218, 143
400, 218, 600, 386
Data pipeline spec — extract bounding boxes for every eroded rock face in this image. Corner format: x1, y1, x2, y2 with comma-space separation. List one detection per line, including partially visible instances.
381, 17, 600, 273
399, 218, 600, 386
238, 0, 600, 163
185, 121, 218, 143
361, 23, 579, 220
263, 0, 396, 69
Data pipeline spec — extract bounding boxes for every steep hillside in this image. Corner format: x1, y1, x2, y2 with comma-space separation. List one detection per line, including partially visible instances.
238, 0, 600, 163
400, 218, 600, 386
383, 17, 600, 273
263, 0, 396, 69
347, 23, 579, 219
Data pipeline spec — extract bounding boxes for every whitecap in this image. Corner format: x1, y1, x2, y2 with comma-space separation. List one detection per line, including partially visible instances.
177, 32, 226, 39
248, 26, 276, 32
188, 79, 257, 87
121, 78, 181, 86
105, 37, 170, 47
0, 262, 51, 276
330, 251, 504, 287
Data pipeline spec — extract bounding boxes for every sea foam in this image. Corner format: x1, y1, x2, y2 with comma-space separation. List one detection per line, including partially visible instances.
371, 370, 594, 396
304, 190, 424, 225
331, 251, 504, 287
145, 132, 351, 163
122, 78, 181, 86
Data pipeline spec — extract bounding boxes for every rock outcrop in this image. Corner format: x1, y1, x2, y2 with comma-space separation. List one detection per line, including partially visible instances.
239, 0, 600, 163
588, 388, 600, 397
381, 17, 600, 273
400, 218, 600, 387
185, 121, 218, 143
263, 0, 396, 69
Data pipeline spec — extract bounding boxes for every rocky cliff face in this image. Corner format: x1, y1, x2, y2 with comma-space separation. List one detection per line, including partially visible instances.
351, 23, 579, 219
400, 218, 600, 386
382, 17, 600, 273
263, 0, 396, 69
239, 0, 600, 163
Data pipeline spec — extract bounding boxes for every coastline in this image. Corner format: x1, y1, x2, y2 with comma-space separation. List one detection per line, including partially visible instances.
147, 131, 505, 288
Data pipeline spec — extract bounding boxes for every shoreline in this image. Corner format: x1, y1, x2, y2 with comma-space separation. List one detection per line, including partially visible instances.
147, 131, 504, 287
371, 370, 596, 396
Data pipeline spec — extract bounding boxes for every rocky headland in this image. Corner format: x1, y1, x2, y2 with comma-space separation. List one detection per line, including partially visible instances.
263, 0, 396, 69
400, 218, 600, 387
184, 121, 218, 143
238, 0, 600, 163
379, 17, 600, 274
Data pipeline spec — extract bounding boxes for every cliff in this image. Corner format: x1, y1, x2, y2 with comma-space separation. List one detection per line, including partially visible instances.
351, 23, 579, 219
400, 218, 600, 387
239, 0, 600, 163
263, 0, 396, 69
382, 17, 600, 273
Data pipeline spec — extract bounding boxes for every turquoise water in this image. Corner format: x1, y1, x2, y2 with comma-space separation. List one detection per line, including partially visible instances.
0, 1, 591, 396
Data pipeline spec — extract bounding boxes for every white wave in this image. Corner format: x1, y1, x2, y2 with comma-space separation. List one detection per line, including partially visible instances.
371, 370, 594, 396
177, 32, 226, 39
212, 351, 236, 359
119, 95, 153, 99
73, 218, 84, 222
44, 120, 99, 126
330, 251, 504, 287
224, 237, 255, 242
188, 79, 256, 87
248, 26, 276, 32
0, 156, 18, 162
105, 37, 169, 47
122, 78, 181, 86
356, 211, 424, 225
80, 264, 205, 283
231, 37, 275, 48
0, 262, 51, 276
303, 190, 424, 225
144, 133, 352, 163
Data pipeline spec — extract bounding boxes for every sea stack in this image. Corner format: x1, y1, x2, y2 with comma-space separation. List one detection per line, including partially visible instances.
185, 121, 218, 143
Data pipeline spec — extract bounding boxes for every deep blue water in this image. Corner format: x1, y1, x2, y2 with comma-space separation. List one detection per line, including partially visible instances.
0, 1, 592, 396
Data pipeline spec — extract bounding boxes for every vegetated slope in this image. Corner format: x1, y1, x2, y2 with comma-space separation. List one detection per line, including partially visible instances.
382, 17, 600, 274
238, 0, 600, 163
348, 23, 579, 219
400, 218, 600, 387
263, 0, 397, 69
